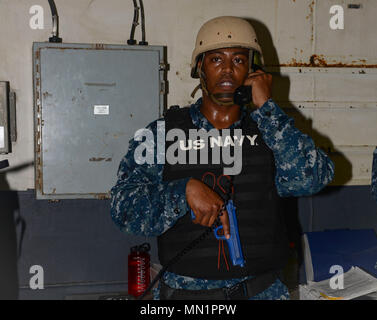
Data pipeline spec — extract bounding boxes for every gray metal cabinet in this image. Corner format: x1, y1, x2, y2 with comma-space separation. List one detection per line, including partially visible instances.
33, 42, 166, 199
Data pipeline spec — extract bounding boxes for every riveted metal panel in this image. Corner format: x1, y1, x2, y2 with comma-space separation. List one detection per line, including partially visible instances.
269, 66, 377, 186
33, 42, 166, 199
315, 0, 377, 66
271, 0, 377, 186
276, 0, 377, 68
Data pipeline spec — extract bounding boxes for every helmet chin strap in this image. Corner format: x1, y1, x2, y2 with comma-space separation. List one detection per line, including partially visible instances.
199, 72, 234, 106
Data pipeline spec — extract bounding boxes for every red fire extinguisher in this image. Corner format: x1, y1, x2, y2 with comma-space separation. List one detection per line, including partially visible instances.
128, 242, 151, 298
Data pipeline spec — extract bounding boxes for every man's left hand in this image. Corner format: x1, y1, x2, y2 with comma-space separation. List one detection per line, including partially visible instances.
243, 70, 272, 108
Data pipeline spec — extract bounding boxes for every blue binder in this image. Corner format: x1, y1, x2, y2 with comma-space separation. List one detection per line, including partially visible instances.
304, 229, 377, 282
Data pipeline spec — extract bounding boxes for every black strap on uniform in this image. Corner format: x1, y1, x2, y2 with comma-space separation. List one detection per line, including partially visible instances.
137, 217, 222, 300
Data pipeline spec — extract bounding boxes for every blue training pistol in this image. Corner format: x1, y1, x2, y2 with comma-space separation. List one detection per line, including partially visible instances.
190, 199, 245, 268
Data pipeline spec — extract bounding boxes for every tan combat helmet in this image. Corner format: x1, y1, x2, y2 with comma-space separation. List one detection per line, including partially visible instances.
191, 16, 263, 79
190, 16, 263, 105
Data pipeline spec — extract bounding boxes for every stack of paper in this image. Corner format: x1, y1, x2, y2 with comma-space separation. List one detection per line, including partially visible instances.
300, 267, 377, 300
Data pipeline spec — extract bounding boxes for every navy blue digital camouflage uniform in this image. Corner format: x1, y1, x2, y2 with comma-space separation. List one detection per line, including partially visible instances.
110, 98, 335, 300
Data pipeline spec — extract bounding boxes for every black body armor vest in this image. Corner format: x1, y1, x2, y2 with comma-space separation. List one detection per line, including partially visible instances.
158, 106, 289, 279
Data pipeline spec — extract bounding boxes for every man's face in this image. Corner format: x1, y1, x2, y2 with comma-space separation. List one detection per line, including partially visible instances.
198, 47, 249, 103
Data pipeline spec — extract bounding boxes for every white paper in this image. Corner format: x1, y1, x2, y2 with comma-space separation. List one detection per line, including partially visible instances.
300, 267, 377, 300
94, 105, 109, 115
0, 126, 4, 148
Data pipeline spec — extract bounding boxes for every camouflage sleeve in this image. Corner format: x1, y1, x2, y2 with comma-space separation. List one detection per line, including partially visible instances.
251, 99, 335, 197
372, 148, 377, 202
110, 119, 190, 236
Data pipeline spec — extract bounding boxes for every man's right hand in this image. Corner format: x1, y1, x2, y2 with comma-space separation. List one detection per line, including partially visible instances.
186, 178, 230, 239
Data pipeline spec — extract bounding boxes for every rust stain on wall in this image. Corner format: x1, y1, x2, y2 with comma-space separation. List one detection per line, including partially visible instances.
43, 91, 52, 99
279, 55, 377, 68
89, 157, 112, 162
95, 193, 110, 200
89, 157, 106, 162
307, 0, 315, 42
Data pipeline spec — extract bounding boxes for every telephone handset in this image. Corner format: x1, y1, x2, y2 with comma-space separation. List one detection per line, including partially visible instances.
233, 50, 264, 107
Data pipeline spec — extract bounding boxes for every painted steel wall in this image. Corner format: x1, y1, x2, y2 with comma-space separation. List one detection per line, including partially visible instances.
0, 0, 376, 189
